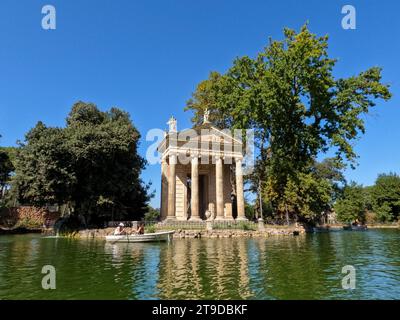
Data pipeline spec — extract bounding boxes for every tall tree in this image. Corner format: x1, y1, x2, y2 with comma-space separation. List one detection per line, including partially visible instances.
335, 182, 366, 223
13, 122, 76, 206
0, 150, 14, 188
370, 173, 400, 222
185, 24, 391, 222
13, 102, 151, 225
0, 139, 15, 203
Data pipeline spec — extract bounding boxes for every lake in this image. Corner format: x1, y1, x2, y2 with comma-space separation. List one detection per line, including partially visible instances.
0, 229, 399, 299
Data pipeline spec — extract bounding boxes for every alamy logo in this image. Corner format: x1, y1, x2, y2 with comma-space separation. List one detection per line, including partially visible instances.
41, 265, 56, 290
341, 265, 356, 290
341, 5, 356, 30
41, 5, 56, 30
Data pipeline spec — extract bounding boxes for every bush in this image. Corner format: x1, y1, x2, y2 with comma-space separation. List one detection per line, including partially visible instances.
237, 221, 256, 231
145, 224, 156, 233
365, 210, 378, 224
212, 221, 256, 231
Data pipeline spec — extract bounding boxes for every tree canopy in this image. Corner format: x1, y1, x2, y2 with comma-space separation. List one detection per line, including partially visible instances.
12, 102, 151, 225
185, 24, 391, 223
0, 138, 15, 193
335, 182, 366, 223
333, 173, 400, 224
370, 173, 400, 222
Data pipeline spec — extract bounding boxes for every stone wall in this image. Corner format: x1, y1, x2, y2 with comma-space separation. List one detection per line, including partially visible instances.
172, 226, 305, 238
77, 227, 116, 239
0, 206, 60, 228
75, 225, 306, 239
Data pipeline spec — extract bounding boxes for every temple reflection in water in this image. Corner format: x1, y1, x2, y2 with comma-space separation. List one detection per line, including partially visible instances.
156, 239, 254, 299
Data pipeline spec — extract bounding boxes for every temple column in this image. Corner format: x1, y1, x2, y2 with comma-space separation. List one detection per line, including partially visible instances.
235, 158, 247, 221
215, 156, 224, 220
167, 154, 177, 220
161, 158, 168, 219
190, 156, 201, 220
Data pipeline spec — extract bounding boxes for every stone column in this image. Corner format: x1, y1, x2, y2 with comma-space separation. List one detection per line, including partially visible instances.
190, 156, 201, 220
215, 157, 224, 220
235, 158, 247, 221
160, 159, 168, 219
167, 154, 177, 220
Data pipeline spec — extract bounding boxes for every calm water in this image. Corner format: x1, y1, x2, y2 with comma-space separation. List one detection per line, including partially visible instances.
0, 229, 399, 300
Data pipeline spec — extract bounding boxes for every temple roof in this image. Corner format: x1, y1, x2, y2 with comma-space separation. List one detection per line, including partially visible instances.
157, 116, 243, 161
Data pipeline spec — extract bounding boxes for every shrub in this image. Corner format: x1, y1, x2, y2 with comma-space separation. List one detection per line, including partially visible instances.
145, 224, 156, 233
365, 210, 378, 224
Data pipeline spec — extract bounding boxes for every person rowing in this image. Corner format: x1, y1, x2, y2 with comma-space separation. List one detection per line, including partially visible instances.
136, 222, 144, 235
113, 223, 126, 235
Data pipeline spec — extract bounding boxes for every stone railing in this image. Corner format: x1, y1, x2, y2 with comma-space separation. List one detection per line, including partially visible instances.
107, 221, 139, 228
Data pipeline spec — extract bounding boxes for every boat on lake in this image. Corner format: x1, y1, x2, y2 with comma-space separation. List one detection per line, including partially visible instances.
105, 230, 175, 243
343, 225, 368, 231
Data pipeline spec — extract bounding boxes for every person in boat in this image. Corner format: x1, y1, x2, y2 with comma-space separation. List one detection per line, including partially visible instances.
113, 223, 126, 235
136, 222, 145, 235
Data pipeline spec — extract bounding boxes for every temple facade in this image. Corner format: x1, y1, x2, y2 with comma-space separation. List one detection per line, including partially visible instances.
157, 112, 247, 221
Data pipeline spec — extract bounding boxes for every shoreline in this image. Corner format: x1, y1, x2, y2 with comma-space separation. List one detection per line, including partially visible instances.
1, 223, 398, 238
68, 223, 400, 239
0, 227, 42, 235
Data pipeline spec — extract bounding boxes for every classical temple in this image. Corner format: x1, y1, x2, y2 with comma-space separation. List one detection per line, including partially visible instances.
157, 111, 247, 221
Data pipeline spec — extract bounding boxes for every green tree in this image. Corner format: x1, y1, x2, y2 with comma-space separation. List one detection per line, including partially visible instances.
312, 158, 345, 202
13, 102, 151, 225
144, 206, 160, 222
64, 102, 150, 224
0, 149, 14, 188
13, 123, 75, 206
0, 136, 16, 205
245, 202, 256, 220
281, 172, 332, 222
370, 173, 400, 222
185, 24, 391, 222
335, 182, 366, 223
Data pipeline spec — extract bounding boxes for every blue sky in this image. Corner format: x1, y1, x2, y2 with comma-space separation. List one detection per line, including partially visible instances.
0, 0, 399, 208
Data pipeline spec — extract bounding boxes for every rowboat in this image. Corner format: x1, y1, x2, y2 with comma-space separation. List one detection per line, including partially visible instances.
343, 225, 368, 231
105, 230, 175, 243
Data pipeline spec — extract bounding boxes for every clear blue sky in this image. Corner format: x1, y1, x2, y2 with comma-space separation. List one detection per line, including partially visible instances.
0, 0, 399, 208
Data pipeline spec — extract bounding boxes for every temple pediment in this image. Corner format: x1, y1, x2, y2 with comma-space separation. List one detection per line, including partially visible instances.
157, 117, 243, 161
179, 125, 243, 145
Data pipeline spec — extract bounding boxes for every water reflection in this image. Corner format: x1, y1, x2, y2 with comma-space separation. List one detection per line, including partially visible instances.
156, 239, 254, 299
0, 230, 399, 299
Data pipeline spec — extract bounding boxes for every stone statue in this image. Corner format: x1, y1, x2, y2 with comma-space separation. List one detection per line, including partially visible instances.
206, 203, 215, 220
167, 116, 177, 132
203, 108, 210, 124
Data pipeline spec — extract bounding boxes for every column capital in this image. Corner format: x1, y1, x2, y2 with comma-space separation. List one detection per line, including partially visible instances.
191, 156, 199, 164
190, 151, 200, 159
235, 157, 243, 163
